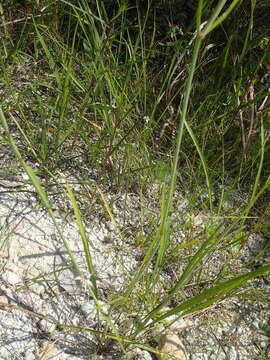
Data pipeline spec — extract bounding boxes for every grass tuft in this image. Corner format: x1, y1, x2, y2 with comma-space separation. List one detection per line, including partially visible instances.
0, 0, 269, 357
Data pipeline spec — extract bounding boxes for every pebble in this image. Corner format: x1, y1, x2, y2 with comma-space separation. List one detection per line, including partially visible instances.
24, 349, 36, 360
57, 267, 79, 294
2, 269, 21, 285
157, 331, 187, 360
130, 348, 153, 360
0, 295, 9, 305
39, 319, 57, 333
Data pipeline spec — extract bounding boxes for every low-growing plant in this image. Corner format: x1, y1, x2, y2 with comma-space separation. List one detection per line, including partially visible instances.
0, 0, 269, 357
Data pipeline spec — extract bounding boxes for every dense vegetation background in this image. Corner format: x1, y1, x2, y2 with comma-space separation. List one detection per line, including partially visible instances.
2, 0, 269, 223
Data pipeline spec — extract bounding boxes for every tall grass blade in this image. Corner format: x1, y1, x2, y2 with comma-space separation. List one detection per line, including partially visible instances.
145, 264, 270, 329
149, 1, 204, 287
65, 183, 98, 297
184, 119, 213, 212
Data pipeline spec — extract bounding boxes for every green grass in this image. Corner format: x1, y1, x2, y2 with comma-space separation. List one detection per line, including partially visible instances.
0, 0, 269, 357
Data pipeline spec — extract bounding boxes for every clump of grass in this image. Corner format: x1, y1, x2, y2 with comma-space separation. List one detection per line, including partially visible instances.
0, 0, 269, 357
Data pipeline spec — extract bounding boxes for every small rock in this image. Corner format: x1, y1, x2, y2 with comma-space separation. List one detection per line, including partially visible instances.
24, 349, 36, 360
32, 283, 46, 296
129, 348, 152, 360
163, 313, 193, 332
2, 269, 21, 285
0, 295, 9, 305
39, 319, 57, 333
58, 267, 79, 293
157, 331, 187, 360
80, 300, 109, 318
